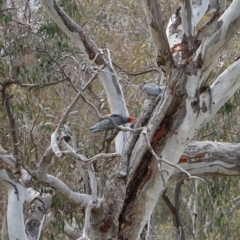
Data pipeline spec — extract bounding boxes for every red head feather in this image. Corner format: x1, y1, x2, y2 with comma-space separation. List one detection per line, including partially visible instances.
127, 116, 135, 123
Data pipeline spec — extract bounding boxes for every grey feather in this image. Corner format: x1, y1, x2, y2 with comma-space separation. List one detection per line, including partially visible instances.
89, 114, 130, 133
140, 82, 162, 97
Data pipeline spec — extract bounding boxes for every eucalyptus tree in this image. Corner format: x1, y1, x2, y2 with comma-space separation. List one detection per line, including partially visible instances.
1, 0, 240, 239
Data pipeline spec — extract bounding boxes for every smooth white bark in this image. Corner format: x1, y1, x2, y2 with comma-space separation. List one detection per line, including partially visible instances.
25, 188, 40, 203
181, 0, 193, 36
192, 0, 210, 29
0, 145, 16, 168
64, 220, 81, 239
0, 169, 27, 240
39, 173, 91, 206
1, 213, 9, 240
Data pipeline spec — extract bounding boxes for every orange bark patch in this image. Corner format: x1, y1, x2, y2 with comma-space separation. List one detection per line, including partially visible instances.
179, 155, 189, 163
171, 43, 182, 54
100, 218, 112, 232
151, 124, 168, 144
79, 34, 104, 65
179, 153, 206, 163
136, 162, 153, 197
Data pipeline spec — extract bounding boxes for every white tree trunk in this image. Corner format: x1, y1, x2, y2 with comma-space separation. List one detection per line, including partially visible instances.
118, 0, 240, 238
0, 169, 27, 240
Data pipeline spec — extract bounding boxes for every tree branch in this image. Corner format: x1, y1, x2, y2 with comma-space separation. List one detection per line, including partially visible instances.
208, 58, 240, 120
196, 0, 240, 78
64, 220, 81, 239
36, 173, 91, 207
170, 140, 240, 182
35, 146, 92, 207
142, 0, 174, 75
80, 198, 98, 240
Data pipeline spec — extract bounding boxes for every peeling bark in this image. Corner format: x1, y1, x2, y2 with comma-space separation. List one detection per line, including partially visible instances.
25, 195, 52, 239
170, 141, 240, 181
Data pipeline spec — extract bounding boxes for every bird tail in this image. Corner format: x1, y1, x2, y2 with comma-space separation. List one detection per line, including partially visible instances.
89, 126, 99, 133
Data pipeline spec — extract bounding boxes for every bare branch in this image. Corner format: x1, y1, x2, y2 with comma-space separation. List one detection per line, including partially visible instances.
208, 58, 240, 120
40, 0, 131, 153
170, 140, 240, 181
0, 78, 67, 89
59, 140, 121, 165
40, 0, 104, 65
36, 173, 91, 207
142, 0, 174, 75
37, 146, 54, 175
64, 220, 81, 239
80, 198, 98, 240
51, 90, 84, 157
162, 185, 186, 240
81, 66, 105, 91
113, 62, 160, 76
126, 87, 172, 181
29, 109, 41, 161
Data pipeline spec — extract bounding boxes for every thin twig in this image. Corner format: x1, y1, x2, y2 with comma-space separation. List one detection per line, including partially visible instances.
199, 131, 214, 140
142, 130, 214, 208
79, 91, 101, 118
113, 62, 160, 76
59, 140, 121, 165
142, 130, 204, 182
81, 65, 105, 91
0, 78, 67, 89
38, 34, 79, 92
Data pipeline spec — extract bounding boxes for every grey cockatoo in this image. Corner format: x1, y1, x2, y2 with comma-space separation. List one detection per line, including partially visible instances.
140, 82, 162, 97
89, 114, 135, 133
